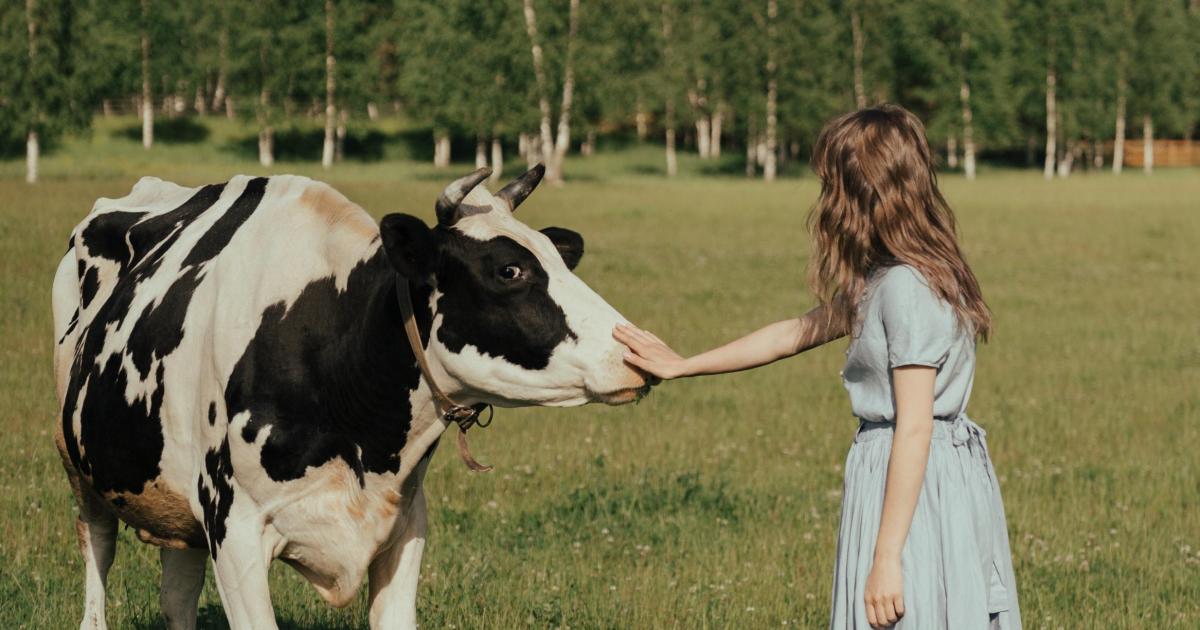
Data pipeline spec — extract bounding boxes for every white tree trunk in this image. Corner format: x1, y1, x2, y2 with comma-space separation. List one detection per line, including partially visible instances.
581, 130, 595, 156
321, 0, 336, 169
635, 97, 648, 141
548, 0, 580, 182
947, 135, 958, 169
710, 107, 723, 158
25, 0, 38, 184
433, 133, 451, 168
665, 102, 677, 177
25, 131, 38, 184
141, 0, 153, 150
225, 96, 235, 119
1142, 114, 1153, 174
258, 127, 274, 167
696, 116, 711, 158
523, 0, 556, 177
367, 102, 379, 120
213, 26, 228, 112
763, 0, 778, 182
1112, 91, 1126, 174
1044, 66, 1056, 180
258, 88, 274, 167
851, 8, 866, 109
960, 79, 976, 180
475, 138, 488, 168
490, 137, 503, 183
335, 108, 347, 162
745, 122, 757, 177
1057, 139, 1075, 177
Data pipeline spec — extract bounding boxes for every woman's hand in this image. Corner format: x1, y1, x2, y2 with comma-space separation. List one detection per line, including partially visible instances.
863, 555, 904, 628
612, 323, 690, 380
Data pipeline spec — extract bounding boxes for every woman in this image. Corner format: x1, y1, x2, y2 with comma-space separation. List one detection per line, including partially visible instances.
614, 105, 1020, 629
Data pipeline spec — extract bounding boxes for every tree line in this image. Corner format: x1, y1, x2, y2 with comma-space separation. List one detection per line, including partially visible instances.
2, 0, 1198, 184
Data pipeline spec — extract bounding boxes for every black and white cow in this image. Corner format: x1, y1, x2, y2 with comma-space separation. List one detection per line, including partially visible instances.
52, 165, 649, 630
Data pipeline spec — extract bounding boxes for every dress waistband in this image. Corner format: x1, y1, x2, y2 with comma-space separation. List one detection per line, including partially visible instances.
855, 414, 988, 449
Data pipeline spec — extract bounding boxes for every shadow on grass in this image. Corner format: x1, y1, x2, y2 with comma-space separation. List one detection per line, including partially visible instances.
115, 117, 211, 144
224, 127, 387, 162
128, 605, 362, 630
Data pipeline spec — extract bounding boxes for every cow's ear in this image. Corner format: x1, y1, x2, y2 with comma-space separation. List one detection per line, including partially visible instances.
540, 227, 584, 270
380, 214, 435, 280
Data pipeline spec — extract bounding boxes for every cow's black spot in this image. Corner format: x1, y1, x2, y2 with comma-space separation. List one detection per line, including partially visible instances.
227, 252, 425, 484
198, 437, 234, 559
79, 265, 99, 309
182, 177, 267, 267
61, 183, 230, 497
125, 179, 267, 379
435, 232, 576, 370
125, 184, 226, 276
64, 357, 167, 493
208, 402, 217, 426
59, 309, 79, 344
79, 211, 146, 267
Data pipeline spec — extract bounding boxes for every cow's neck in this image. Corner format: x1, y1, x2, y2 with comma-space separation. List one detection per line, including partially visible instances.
323, 249, 450, 481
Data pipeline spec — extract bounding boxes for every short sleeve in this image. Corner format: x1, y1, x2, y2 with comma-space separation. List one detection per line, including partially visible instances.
877, 266, 957, 368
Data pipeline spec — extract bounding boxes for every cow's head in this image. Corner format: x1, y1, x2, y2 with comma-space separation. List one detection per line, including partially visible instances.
380, 165, 650, 407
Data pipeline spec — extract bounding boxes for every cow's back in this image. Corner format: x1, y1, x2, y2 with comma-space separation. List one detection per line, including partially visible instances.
54, 175, 380, 548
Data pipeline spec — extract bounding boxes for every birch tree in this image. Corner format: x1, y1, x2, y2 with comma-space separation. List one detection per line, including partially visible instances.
763, 0, 778, 182
321, 0, 336, 168
0, 0, 92, 183
521, 0, 580, 183
660, 1, 678, 177
140, 0, 153, 149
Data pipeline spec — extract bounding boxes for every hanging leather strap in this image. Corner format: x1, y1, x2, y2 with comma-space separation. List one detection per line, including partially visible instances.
396, 276, 493, 472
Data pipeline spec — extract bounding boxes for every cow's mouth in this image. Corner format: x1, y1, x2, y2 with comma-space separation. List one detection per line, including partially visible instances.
590, 382, 653, 405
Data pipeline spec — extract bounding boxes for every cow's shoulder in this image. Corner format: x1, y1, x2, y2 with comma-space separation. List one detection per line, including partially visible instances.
275, 176, 379, 241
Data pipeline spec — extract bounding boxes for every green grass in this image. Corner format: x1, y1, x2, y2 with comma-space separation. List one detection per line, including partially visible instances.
1, 116, 1198, 628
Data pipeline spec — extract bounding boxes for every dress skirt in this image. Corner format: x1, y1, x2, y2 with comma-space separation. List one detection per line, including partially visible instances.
829, 416, 1021, 630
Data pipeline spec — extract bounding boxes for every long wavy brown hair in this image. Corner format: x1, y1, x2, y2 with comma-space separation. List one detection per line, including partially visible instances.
807, 104, 992, 341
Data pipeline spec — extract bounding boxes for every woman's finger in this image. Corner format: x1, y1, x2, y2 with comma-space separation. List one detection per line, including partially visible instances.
881, 598, 897, 625
613, 326, 647, 350
893, 594, 905, 618
622, 351, 653, 372
875, 600, 892, 628
865, 599, 877, 627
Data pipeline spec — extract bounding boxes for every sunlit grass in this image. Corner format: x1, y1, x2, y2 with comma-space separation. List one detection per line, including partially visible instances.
1, 117, 1197, 628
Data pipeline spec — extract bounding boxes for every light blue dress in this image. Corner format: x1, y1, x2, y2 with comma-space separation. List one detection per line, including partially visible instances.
830, 265, 1021, 630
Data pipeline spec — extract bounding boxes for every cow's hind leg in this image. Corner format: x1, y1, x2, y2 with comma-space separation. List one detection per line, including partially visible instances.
71, 482, 118, 630
159, 547, 207, 630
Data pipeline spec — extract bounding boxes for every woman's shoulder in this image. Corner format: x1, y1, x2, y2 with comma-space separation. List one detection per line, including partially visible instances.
873, 263, 937, 301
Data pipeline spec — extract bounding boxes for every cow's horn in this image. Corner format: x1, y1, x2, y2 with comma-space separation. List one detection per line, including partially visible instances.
436, 167, 493, 226
496, 164, 546, 212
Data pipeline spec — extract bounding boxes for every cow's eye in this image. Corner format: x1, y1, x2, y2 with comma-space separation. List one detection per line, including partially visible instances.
497, 264, 523, 281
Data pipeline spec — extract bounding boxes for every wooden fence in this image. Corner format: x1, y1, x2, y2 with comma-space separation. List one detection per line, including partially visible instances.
1122, 139, 1200, 167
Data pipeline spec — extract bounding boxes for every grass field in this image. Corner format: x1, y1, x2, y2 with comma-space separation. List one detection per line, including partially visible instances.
1, 117, 1198, 628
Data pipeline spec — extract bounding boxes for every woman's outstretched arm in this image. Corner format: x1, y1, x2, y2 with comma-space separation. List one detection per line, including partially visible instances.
613, 304, 847, 380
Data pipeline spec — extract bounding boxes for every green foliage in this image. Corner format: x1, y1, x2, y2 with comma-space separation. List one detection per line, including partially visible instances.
3, 0, 1200, 166
0, 0, 95, 147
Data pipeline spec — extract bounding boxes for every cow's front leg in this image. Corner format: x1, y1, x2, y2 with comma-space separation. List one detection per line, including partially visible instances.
367, 487, 428, 630
201, 462, 277, 630
209, 511, 278, 630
